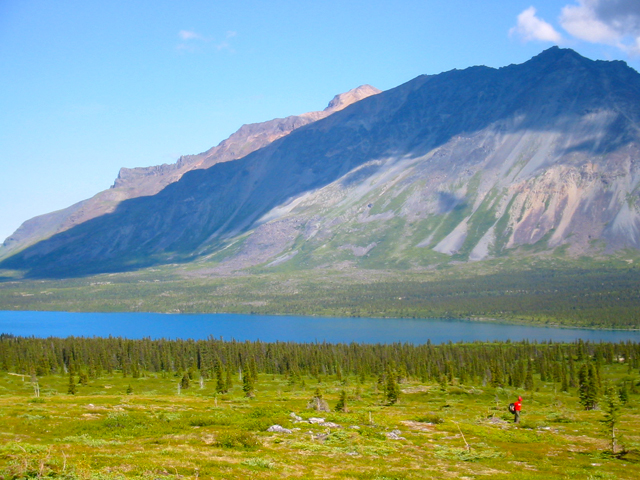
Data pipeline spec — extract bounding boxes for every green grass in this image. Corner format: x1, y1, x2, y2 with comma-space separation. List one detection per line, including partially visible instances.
1, 360, 639, 479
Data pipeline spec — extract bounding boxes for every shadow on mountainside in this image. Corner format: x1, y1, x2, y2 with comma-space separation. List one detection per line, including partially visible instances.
3, 47, 640, 279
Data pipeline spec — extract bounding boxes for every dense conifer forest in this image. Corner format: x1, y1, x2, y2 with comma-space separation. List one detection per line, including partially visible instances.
2, 335, 639, 390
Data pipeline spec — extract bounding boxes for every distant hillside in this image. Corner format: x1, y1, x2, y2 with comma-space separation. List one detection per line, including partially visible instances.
3, 47, 640, 278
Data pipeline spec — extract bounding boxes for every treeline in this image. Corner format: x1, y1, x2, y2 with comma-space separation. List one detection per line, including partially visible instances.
3, 265, 640, 328
1, 335, 638, 393
255, 267, 640, 328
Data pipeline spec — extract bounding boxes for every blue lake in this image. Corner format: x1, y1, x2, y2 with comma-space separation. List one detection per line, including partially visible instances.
1, 311, 639, 344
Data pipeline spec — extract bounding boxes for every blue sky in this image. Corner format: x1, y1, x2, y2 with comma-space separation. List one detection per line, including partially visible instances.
2, 0, 640, 243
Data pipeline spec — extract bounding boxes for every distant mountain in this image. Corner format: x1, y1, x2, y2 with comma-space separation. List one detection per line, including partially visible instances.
3, 47, 640, 278
0, 85, 381, 259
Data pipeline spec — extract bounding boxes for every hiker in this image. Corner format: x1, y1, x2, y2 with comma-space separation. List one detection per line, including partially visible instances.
512, 396, 522, 423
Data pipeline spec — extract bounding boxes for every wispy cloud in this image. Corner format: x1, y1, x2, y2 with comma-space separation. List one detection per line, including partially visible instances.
511, 1, 640, 56
179, 30, 204, 41
176, 30, 237, 53
509, 7, 563, 43
214, 31, 237, 53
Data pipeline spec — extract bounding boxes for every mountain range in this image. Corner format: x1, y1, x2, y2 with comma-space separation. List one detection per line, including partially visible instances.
3, 47, 640, 278
0, 85, 380, 263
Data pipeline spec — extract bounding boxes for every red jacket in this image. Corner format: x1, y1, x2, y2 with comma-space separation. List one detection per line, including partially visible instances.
514, 397, 522, 411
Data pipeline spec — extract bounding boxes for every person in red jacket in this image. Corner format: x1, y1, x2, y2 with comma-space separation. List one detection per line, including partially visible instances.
514, 396, 522, 423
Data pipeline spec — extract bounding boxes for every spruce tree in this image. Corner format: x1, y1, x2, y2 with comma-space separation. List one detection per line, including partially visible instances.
587, 362, 601, 409
578, 363, 589, 408
225, 365, 233, 391
385, 365, 400, 405
601, 385, 621, 454
215, 362, 226, 393
618, 380, 629, 405
439, 374, 448, 392
524, 368, 534, 391
459, 368, 467, 385
561, 367, 569, 393
490, 363, 502, 387
334, 390, 348, 412
568, 352, 577, 387
242, 368, 255, 397
180, 372, 190, 390
67, 374, 77, 395
578, 363, 600, 410
249, 358, 258, 381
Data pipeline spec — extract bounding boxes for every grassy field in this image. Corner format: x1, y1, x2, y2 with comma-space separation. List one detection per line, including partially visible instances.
2, 362, 639, 479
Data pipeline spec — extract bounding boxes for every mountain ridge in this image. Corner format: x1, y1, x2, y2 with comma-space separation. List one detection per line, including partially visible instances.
0, 84, 381, 259
3, 47, 640, 278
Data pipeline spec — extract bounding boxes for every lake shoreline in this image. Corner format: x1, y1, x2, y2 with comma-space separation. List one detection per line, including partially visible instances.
2, 310, 640, 344
3, 307, 639, 332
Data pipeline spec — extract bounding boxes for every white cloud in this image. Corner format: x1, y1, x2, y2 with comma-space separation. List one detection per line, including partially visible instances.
510, 7, 563, 43
561, 1, 622, 43
176, 30, 236, 54
509, 1, 640, 56
178, 30, 203, 41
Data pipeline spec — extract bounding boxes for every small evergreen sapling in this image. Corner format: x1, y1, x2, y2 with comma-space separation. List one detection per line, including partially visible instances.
308, 387, 329, 411
180, 372, 190, 390
385, 364, 400, 405
578, 362, 600, 410
242, 367, 255, 397
215, 361, 226, 393
67, 374, 77, 395
334, 390, 348, 412
601, 384, 621, 454
225, 366, 233, 391
618, 380, 629, 405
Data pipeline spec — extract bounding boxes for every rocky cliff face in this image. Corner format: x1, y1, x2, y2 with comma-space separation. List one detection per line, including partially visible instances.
0, 85, 381, 259
112, 84, 381, 191
3, 48, 640, 277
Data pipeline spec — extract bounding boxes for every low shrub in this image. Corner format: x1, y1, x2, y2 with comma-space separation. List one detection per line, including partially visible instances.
241, 405, 289, 431
415, 414, 444, 424
214, 430, 261, 449
358, 426, 387, 441
184, 412, 235, 427
241, 457, 275, 469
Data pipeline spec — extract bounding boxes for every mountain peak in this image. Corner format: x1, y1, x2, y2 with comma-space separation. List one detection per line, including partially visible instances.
325, 85, 381, 113
524, 46, 591, 68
